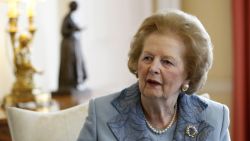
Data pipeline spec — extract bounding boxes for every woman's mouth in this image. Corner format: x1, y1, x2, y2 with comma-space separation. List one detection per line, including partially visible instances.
146, 79, 161, 86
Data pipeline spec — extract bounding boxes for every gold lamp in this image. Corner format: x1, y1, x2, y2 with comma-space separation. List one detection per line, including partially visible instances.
2, 0, 55, 112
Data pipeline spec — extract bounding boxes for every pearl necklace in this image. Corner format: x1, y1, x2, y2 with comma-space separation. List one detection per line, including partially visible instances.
145, 105, 177, 134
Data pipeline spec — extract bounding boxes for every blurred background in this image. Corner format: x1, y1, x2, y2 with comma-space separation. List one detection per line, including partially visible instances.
0, 0, 248, 140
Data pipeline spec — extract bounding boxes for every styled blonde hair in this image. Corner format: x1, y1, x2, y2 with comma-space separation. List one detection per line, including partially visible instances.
128, 10, 213, 94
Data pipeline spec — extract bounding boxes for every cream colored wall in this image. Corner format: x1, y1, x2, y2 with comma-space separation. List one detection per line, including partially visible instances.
182, 0, 232, 121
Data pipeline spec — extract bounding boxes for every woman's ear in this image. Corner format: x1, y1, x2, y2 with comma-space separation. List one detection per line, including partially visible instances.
134, 71, 138, 78
183, 79, 190, 85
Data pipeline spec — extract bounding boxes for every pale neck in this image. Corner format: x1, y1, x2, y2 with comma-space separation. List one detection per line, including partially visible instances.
141, 94, 178, 128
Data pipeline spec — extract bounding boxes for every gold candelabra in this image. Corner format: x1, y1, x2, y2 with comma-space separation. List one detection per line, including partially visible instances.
2, 0, 54, 112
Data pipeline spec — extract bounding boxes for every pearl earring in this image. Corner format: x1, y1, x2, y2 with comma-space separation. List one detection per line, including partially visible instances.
182, 84, 189, 92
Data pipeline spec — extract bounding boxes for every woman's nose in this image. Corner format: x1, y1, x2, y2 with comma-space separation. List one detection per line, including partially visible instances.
149, 60, 160, 74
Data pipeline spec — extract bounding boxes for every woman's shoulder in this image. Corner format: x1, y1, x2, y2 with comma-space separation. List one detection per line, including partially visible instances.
92, 92, 121, 107
85, 92, 122, 121
179, 93, 229, 121
194, 94, 230, 126
196, 94, 229, 112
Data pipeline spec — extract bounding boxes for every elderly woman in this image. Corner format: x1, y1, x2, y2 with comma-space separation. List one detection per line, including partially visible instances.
77, 10, 230, 141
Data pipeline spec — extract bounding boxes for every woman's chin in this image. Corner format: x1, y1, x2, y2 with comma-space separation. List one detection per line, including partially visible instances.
141, 89, 163, 98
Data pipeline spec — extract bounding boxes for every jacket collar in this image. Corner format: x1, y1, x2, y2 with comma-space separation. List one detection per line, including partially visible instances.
107, 83, 214, 141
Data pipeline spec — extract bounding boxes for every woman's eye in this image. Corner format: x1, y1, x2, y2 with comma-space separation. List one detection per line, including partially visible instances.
162, 60, 173, 65
143, 56, 153, 62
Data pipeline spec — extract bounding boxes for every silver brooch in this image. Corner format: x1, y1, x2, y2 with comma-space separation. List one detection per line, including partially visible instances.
185, 125, 198, 138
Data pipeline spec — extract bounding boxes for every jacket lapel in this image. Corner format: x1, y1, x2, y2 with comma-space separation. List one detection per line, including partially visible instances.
173, 93, 214, 141
107, 83, 153, 141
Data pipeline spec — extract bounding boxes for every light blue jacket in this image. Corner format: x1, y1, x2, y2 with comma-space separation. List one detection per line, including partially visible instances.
77, 83, 231, 141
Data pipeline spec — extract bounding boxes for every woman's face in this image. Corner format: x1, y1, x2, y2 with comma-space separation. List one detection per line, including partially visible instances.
138, 33, 188, 98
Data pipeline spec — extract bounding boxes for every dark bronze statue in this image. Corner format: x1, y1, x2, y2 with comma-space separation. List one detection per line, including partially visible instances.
59, 1, 87, 91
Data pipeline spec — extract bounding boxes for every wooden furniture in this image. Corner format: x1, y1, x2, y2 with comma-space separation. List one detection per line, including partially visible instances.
0, 90, 92, 141
0, 118, 11, 141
